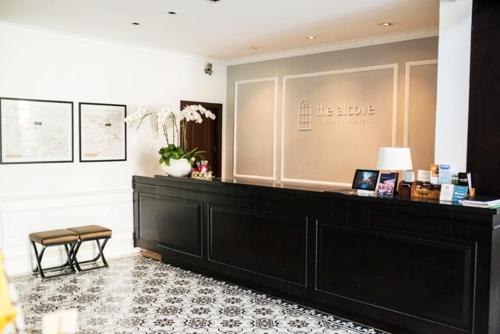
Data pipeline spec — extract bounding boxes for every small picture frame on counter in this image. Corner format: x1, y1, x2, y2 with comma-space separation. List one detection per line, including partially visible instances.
377, 173, 398, 198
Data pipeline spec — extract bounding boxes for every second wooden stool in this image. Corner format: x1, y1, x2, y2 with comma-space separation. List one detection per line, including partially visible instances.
68, 225, 112, 272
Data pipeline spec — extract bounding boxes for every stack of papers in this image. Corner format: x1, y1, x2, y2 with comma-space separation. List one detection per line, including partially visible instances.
459, 199, 500, 209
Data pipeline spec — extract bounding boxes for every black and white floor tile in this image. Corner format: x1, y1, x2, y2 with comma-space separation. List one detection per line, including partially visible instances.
13, 255, 388, 334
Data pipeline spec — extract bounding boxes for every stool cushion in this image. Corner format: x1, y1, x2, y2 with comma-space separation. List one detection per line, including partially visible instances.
68, 225, 112, 240
29, 229, 79, 246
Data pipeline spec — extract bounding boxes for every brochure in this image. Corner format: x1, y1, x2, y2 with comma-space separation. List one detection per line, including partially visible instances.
438, 164, 452, 184
440, 184, 454, 202
460, 199, 500, 209
452, 185, 468, 202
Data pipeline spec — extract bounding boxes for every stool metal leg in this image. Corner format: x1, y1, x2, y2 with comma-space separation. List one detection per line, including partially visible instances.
96, 239, 109, 267
64, 243, 77, 274
31, 241, 77, 279
72, 238, 110, 272
31, 241, 46, 279
71, 240, 83, 272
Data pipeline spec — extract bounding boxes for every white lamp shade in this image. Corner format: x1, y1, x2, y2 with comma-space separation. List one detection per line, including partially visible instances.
376, 147, 413, 171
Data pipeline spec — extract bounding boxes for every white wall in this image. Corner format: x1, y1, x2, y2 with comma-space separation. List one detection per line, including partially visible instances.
434, 0, 473, 171
0, 23, 227, 274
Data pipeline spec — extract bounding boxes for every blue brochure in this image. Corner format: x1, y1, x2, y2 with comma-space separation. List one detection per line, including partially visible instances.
439, 164, 452, 184
452, 185, 469, 202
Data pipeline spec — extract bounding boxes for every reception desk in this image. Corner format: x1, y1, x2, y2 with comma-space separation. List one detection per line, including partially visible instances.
133, 175, 500, 334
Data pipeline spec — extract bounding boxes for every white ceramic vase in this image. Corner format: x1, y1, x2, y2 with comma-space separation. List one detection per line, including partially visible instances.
161, 158, 192, 177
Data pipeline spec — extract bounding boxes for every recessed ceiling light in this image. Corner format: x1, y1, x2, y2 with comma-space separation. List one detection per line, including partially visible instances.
307, 35, 316, 40
379, 22, 394, 27
168, 11, 177, 15
207, 0, 221, 2
132, 22, 140, 26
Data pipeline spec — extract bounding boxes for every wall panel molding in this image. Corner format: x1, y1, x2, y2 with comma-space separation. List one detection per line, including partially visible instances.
280, 64, 399, 186
404, 59, 438, 146
233, 77, 278, 181
0, 189, 135, 275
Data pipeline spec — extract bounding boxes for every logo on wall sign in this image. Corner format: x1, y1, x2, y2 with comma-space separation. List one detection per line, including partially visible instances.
297, 99, 376, 131
298, 98, 312, 131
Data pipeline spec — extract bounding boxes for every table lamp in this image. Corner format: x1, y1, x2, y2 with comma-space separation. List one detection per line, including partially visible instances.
376, 147, 413, 171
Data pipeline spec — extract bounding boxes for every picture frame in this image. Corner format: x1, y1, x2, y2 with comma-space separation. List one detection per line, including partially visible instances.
377, 172, 399, 198
352, 169, 380, 191
0, 97, 74, 164
79, 102, 127, 162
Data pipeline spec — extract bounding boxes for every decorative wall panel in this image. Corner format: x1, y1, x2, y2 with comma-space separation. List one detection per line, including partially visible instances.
404, 60, 438, 171
282, 65, 398, 185
234, 78, 277, 180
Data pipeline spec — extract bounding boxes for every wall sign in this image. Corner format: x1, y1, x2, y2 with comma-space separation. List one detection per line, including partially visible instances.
297, 100, 376, 131
283, 64, 397, 184
316, 103, 376, 117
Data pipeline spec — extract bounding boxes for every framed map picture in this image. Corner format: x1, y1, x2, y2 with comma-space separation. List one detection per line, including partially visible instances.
79, 102, 127, 162
0, 97, 74, 164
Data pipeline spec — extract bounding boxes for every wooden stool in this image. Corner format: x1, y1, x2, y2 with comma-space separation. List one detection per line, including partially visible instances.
68, 225, 112, 272
29, 229, 78, 279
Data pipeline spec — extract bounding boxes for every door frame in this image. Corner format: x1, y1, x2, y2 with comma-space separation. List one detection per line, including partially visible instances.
180, 100, 223, 177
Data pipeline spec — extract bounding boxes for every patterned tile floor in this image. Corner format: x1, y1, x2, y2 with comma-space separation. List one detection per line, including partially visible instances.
13, 255, 388, 334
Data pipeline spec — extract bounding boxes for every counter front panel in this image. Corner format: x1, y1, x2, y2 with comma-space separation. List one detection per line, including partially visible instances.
133, 176, 500, 334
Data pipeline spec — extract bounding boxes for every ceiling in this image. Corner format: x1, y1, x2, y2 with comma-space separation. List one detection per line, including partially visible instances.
0, 0, 439, 61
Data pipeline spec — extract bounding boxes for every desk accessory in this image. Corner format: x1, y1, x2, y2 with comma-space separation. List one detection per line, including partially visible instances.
352, 169, 379, 191
460, 198, 500, 209
440, 184, 455, 202
356, 189, 377, 197
191, 160, 213, 180
453, 185, 469, 202
399, 171, 414, 199
397, 181, 413, 199
430, 164, 439, 184
417, 170, 431, 182
411, 182, 441, 200
377, 173, 398, 198
376, 147, 413, 195
403, 171, 415, 182
438, 164, 452, 184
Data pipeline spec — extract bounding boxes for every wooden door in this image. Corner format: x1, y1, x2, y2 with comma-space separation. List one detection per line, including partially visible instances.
180, 100, 223, 177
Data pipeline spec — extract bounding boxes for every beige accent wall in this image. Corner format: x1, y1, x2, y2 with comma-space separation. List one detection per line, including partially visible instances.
226, 37, 438, 184
405, 61, 438, 171
234, 79, 276, 179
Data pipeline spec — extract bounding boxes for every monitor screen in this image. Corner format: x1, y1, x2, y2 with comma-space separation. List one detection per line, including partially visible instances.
352, 169, 380, 191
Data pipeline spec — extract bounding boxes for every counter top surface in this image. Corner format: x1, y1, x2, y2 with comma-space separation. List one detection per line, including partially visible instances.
132, 175, 499, 215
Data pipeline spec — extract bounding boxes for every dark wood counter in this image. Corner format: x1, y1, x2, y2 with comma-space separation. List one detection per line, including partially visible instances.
133, 175, 500, 334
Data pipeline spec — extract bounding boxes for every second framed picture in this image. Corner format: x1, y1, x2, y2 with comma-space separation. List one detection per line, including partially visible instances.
79, 103, 127, 162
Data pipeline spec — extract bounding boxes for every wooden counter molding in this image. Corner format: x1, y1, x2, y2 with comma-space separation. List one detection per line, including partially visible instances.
133, 175, 500, 334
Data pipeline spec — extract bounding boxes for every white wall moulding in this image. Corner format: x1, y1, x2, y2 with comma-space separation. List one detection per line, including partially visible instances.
0, 189, 134, 275
0, 21, 228, 65
404, 60, 438, 171
233, 77, 278, 181
280, 64, 398, 186
228, 28, 439, 66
